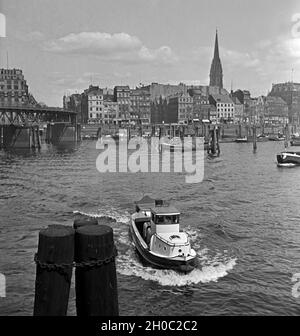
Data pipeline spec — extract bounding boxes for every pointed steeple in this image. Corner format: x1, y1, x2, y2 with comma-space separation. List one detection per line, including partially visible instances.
214, 29, 220, 59
209, 29, 223, 89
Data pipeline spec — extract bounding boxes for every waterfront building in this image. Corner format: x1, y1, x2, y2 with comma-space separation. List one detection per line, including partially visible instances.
256, 96, 289, 128
113, 86, 131, 121
231, 89, 254, 123
0, 68, 31, 106
150, 96, 167, 124
209, 30, 223, 89
63, 93, 83, 123
167, 93, 194, 124
143, 82, 188, 102
130, 87, 151, 124
269, 82, 300, 124
209, 94, 235, 123
188, 88, 215, 122
81, 85, 104, 124
230, 94, 244, 124
102, 100, 119, 125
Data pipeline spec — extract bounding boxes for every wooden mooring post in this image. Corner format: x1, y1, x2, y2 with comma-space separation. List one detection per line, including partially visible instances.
253, 125, 257, 152
33, 225, 75, 316
73, 217, 99, 230
75, 225, 119, 316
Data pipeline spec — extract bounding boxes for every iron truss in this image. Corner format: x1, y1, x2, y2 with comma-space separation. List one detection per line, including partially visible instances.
0, 106, 77, 126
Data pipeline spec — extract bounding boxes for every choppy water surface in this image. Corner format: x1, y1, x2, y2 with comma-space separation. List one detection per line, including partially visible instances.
0, 141, 300, 315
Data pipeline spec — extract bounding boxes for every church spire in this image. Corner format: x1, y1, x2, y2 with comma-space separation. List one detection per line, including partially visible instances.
214, 29, 220, 59
209, 29, 223, 89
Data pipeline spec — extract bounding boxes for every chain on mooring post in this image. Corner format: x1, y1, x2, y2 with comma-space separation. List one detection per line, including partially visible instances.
34, 246, 118, 279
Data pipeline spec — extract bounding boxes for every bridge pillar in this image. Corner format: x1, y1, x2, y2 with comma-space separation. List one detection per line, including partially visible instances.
47, 122, 81, 146
2, 125, 31, 148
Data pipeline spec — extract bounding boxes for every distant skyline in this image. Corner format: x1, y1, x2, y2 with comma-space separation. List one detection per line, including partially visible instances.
1, 0, 300, 106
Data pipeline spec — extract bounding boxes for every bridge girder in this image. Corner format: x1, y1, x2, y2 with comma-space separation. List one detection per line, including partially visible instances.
0, 106, 77, 126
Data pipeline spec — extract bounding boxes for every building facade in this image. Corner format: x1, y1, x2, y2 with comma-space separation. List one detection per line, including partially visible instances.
209, 94, 235, 123
130, 87, 151, 124
230, 95, 244, 123
256, 96, 289, 127
167, 93, 194, 124
188, 88, 214, 122
0, 68, 30, 106
85, 86, 104, 123
63, 93, 83, 123
269, 82, 300, 124
102, 100, 119, 124
113, 86, 131, 121
143, 82, 188, 102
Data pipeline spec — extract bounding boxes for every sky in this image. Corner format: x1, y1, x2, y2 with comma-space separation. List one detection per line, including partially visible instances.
1, 0, 300, 107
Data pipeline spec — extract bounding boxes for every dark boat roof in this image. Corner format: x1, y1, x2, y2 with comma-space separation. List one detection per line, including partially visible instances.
135, 195, 156, 211
135, 195, 155, 205
151, 205, 180, 216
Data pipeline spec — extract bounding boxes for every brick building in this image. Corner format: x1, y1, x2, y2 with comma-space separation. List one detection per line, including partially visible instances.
130, 87, 151, 124
0, 68, 30, 106
113, 86, 131, 120
269, 82, 300, 124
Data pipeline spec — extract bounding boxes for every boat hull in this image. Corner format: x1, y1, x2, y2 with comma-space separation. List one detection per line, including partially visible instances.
291, 140, 300, 146
235, 138, 248, 143
277, 152, 300, 165
129, 222, 197, 273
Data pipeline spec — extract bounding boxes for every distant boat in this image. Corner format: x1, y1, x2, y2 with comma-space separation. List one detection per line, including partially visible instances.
257, 134, 269, 142
290, 136, 300, 146
235, 137, 248, 143
277, 151, 300, 167
269, 135, 285, 142
160, 137, 200, 152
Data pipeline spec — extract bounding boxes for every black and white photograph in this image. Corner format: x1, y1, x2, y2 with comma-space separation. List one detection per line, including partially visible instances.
0, 0, 300, 322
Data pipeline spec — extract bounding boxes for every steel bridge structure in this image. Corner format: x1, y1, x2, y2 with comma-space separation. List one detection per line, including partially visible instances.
0, 105, 77, 126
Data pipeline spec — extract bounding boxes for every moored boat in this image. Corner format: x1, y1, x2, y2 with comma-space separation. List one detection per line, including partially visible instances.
129, 196, 197, 273
277, 151, 300, 166
269, 135, 285, 141
290, 137, 300, 146
235, 137, 248, 143
160, 137, 200, 152
257, 134, 269, 142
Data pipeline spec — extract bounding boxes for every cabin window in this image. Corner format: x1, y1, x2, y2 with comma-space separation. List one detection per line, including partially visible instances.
165, 216, 173, 223
154, 215, 180, 224
156, 216, 165, 224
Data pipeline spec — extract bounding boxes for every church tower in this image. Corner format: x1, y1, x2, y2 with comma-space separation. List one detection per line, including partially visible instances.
209, 30, 223, 89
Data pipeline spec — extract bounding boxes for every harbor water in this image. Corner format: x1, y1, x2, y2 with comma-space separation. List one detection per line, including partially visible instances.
0, 141, 300, 316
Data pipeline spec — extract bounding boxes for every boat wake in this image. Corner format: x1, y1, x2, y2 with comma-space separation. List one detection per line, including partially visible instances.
117, 247, 237, 287
73, 207, 237, 287
73, 207, 130, 224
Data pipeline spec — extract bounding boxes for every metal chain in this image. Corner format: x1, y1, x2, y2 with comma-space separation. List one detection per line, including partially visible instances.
34, 246, 118, 271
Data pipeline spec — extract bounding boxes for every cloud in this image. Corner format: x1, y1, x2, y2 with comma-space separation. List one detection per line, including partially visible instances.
45, 32, 141, 54
44, 31, 178, 65
18, 31, 45, 42
138, 45, 178, 65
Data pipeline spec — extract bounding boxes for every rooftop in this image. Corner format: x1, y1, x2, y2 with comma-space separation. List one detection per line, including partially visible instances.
210, 93, 234, 104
